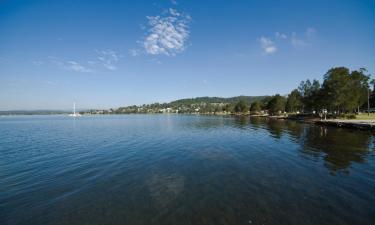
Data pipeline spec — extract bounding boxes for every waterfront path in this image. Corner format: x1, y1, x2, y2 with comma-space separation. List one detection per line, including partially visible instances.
315, 119, 375, 130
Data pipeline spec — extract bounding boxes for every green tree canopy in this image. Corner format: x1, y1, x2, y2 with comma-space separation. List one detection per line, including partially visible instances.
348, 68, 370, 111
267, 94, 286, 115
298, 79, 321, 112
321, 67, 370, 113
250, 101, 261, 113
234, 100, 249, 113
286, 89, 302, 112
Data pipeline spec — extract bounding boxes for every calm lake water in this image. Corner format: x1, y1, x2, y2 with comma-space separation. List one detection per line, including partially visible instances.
1, 115, 374, 225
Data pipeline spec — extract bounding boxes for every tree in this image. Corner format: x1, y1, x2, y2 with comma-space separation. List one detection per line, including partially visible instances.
370, 79, 375, 108
321, 67, 351, 113
320, 67, 370, 113
260, 96, 273, 110
298, 79, 321, 112
234, 100, 249, 113
286, 89, 302, 112
267, 94, 286, 115
348, 68, 370, 112
250, 101, 261, 114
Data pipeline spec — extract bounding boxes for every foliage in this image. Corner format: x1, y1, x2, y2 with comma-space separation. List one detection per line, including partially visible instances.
320, 67, 370, 113
298, 79, 321, 111
234, 100, 249, 113
170, 96, 267, 106
267, 94, 286, 115
82, 66, 372, 116
250, 101, 261, 113
286, 89, 302, 112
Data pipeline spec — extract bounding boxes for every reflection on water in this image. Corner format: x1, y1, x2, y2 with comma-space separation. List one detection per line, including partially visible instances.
302, 125, 372, 173
248, 117, 374, 174
0, 115, 374, 225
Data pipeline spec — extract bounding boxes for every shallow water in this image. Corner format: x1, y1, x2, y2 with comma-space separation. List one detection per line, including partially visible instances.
0, 115, 374, 225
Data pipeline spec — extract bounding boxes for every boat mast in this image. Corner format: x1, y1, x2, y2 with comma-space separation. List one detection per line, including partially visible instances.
73, 102, 76, 115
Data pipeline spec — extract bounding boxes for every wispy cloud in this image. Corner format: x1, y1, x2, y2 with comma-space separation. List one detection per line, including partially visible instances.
67, 61, 93, 73
41, 49, 121, 73
129, 49, 141, 57
47, 57, 94, 73
140, 8, 191, 56
259, 37, 277, 54
291, 32, 308, 48
259, 27, 317, 54
96, 49, 120, 71
275, 32, 287, 39
46, 56, 93, 73
291, 27, 317, 48
148, 58, 162, 65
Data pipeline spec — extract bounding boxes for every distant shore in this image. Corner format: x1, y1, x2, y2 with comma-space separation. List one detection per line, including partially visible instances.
1, 111, 375, 131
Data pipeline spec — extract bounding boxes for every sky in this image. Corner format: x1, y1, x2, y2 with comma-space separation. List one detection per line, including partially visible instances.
0, 0, 374, 110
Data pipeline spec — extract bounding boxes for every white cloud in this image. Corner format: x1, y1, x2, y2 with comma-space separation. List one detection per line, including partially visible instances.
47, 56, 94, 73
291, 32, 307, 48
96, 49, 120, 70
142, 8, 191, 56
291, 28, 317, 48
129, 49, 141, 56
259, 37, 277, 54
275, 32, 287, 39
46, 49, 121, 73
258, 28, 317, 54
148, 58, 162, 64
169, 8, 180, 16
67, 61, 93, 73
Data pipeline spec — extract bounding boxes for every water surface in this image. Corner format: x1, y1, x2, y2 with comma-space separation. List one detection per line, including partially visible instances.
1, 115, 374, 225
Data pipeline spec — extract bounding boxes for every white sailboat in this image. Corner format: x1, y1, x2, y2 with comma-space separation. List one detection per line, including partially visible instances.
69, 102, 81, 117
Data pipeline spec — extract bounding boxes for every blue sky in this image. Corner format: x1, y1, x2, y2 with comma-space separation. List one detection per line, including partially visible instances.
0, 0, 374, 110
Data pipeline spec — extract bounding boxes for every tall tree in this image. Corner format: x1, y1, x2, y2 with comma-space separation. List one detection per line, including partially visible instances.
348, 68, 370, 112
321, 67, 351, 113
250, 101, 262, 114
298, 79, 321, 112
286, 89, 302, 112
267, 94, 286, 115
370, 79, 375, 108
320, 67, 370, 113
234, 100, 248, 113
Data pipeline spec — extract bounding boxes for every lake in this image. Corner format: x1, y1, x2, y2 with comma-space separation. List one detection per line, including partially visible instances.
0, 115, 374, 225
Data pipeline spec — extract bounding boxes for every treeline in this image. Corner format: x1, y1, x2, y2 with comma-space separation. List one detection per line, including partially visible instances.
241, 67, 373, 115
93, 96, 268, 114
85, 66, 372, 116
170, 96, 266, 106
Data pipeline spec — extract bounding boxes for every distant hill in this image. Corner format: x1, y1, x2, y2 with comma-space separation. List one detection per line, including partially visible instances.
1, 96, 269, 115
170, 96, 268, 106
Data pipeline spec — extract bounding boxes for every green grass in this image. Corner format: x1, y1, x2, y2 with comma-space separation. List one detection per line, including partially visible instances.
354, 113, 375, 120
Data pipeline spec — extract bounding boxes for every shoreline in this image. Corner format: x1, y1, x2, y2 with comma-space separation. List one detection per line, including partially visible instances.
2, 112, 375, 131
267, 115, 375, 131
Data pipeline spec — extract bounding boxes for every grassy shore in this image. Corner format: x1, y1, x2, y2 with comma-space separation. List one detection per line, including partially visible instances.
353, 113, 375, 120
273, 113, 375, 131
